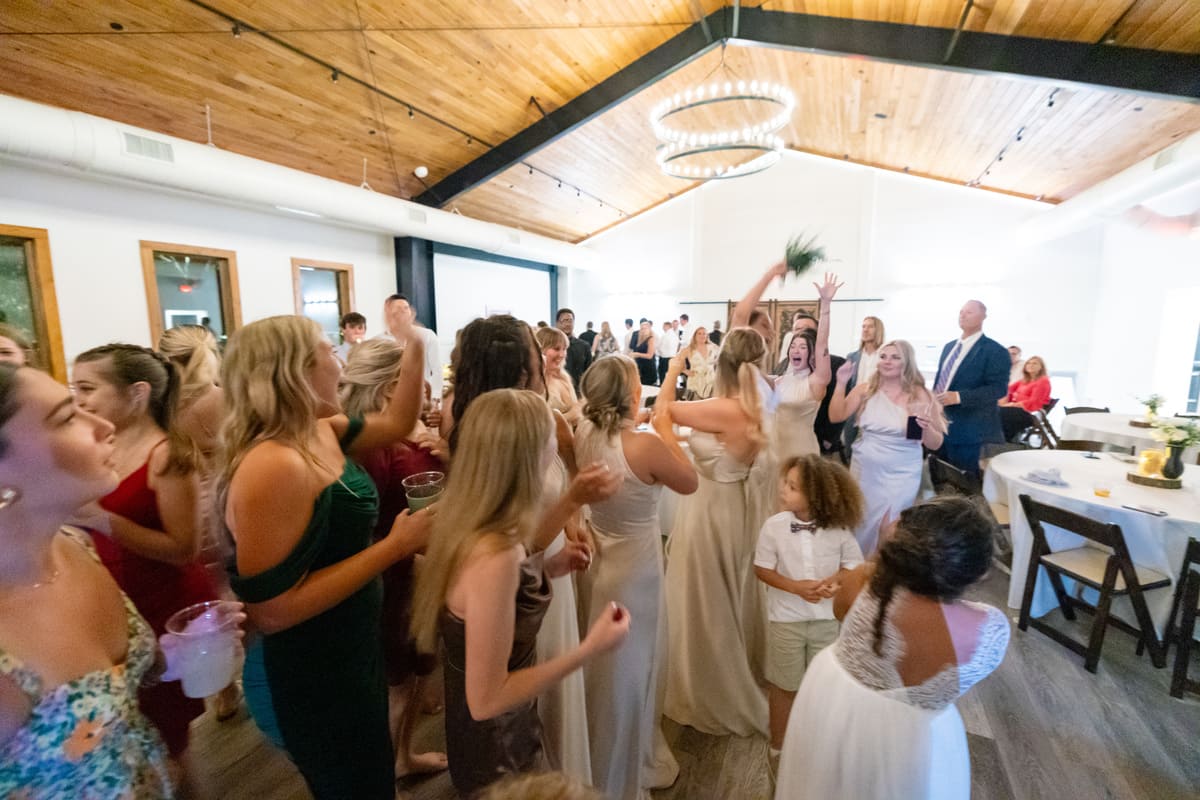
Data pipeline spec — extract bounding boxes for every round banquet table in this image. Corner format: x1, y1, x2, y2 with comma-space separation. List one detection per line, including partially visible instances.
1060, 412, 1200, 462
983, 449, 1200, 634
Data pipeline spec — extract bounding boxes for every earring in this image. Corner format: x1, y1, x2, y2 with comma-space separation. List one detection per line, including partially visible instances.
0, 487, 20, 510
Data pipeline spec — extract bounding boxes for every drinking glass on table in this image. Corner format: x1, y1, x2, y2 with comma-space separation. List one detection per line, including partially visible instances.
403, 470, 445, 510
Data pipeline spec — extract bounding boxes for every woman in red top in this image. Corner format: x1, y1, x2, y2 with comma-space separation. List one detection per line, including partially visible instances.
999, 356, 1050, 441
71, 344, 216, 776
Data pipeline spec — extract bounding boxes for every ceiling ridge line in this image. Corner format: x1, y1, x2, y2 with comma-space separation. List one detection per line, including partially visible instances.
179, 0, 628, 214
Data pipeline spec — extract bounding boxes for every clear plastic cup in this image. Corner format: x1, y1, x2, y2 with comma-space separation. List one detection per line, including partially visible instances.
165, 600, 240, 699
403, 471, 445, 511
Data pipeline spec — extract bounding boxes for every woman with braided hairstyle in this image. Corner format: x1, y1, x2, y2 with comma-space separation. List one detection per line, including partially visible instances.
574, 355, 696, 798
775, 496, 1010, 800
70, 344, 218, 776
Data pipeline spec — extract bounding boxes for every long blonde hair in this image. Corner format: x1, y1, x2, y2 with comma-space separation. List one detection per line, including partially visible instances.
864, 339, 947, 430
714, 327, 766, 448
861, 316, 885, 350
580, 354, 637, 437
411, 389, 553, 653
158, 324, 220, 407
339, 339, 404, 417
217, 316, 326, 499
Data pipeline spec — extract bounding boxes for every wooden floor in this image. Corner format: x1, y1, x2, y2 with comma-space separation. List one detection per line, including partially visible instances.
186, 570, 1200, 800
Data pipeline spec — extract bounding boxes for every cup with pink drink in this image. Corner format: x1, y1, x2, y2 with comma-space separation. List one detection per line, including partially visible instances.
164, 600, 242, 699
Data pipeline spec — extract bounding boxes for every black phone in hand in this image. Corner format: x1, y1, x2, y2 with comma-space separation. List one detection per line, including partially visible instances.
905, 416, 922, 440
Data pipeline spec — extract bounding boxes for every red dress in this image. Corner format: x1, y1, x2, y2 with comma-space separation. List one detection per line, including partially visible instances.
358, 441, 444, 685
94, 454, 217, 757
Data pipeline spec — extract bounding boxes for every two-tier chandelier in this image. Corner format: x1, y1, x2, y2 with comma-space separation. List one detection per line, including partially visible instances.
650, 59, 795, 181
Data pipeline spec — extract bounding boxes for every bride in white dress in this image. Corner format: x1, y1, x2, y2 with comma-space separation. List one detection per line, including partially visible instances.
829, 340, 945, 556
775, 496, 1010, 800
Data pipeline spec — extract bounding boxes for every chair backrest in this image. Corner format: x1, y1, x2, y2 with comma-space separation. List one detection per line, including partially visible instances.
1166, 538, 1200, 638
1056, 439, 1135, 455
1018, 494, 1129, 557
1064, 406, 1110, 415
928, 454, 982, 496
1031, 409, 1060, 449
1043, 398, 1059, 414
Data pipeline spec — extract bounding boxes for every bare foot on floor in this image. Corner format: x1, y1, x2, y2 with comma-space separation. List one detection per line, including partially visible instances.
396, 751, 448, 777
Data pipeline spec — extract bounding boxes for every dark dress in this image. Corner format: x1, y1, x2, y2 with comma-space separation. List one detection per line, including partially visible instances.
359, 441, 444, 684
631, 333, 656, 387
94, 446, 216, 757
441, 551, 552, 797
231, 418, 393, 800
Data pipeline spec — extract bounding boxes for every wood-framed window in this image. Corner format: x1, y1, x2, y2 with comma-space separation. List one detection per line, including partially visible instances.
0, 224, 67, 382
291, 258, 354, 344
140, 241, 241, 348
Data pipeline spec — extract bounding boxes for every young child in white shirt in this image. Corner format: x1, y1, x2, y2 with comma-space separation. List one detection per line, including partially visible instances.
754, 454, 865, 762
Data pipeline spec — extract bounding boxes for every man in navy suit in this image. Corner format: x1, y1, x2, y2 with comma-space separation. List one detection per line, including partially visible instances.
933, 300, 1010, 478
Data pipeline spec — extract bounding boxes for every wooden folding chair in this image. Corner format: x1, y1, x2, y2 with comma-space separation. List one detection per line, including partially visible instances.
1056, 440, 1135, 455
928, 454, 1010, 531
1017, 494, 1170, 673
1027, 409, 1059, 449
1170, 566, 1200, 698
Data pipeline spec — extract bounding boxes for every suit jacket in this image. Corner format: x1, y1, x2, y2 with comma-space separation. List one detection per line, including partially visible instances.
936, 334, 1009, 446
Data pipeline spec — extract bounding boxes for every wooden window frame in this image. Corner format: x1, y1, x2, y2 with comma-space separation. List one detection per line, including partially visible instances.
0, 224, 67, 383
290, 257, 355, 319
140, 241, 241, 345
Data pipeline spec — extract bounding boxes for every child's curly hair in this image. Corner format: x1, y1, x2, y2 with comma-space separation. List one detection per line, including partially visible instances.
780, 454, 865, 530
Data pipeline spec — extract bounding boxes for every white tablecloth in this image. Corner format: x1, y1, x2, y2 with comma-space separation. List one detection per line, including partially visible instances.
1060, 413, 1200, 462
983, 450, 1200, 633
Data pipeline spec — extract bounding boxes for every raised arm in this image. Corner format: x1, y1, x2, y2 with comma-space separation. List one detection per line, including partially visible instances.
342, 329, 426, 453
462, 546, 628, 720
828, 359, 864, 423
811, 272, 842, 393
732, 260, 788, 328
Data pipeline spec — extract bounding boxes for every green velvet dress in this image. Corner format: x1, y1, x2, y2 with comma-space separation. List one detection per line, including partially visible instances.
232, 418, 392, 800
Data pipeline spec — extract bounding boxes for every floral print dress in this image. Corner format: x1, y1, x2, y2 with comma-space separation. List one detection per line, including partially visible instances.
0, 532, 174, 799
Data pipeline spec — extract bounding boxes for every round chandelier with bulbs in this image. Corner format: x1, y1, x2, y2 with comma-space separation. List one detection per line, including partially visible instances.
650, 75, 795, 181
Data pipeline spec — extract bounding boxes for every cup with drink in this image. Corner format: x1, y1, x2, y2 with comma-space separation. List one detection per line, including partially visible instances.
403, 470, 445, 511
163, 600, 243, 699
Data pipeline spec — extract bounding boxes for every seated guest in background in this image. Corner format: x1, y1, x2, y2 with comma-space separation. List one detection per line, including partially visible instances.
339, 339, 447, 777
0, 323, 33, 367
536, 326, 583, 427
1008, 345, 1025, 384
579, 321, 597, 349
335, 311, 367, 364
556, 308, 592, 392
591, 321, 620, 359
774, 497, 1010, 800
656, 320, 679, 387
709, 319, 723, 347
0, 365, 174, 797
932, 301, 1009, 478
411, 389, 629, 798
999, 355, 1051, 442
842, 316, 886, 457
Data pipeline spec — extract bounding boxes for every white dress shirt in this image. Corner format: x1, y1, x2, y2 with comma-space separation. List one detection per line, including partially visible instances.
656, 331, 679, 358
754, 511, 864, 622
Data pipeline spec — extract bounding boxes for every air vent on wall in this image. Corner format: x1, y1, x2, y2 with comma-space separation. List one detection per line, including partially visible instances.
407, 207, 427, 224
122, 132, 175, 163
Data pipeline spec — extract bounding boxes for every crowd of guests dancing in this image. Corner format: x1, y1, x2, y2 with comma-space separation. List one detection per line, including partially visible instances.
0, 262, 1018, 800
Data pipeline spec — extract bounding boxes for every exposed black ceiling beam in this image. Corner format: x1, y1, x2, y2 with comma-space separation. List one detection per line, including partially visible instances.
418, 8, 1200, 207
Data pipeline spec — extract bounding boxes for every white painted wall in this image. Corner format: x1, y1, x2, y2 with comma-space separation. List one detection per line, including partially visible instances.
575, 151, 1112, 392
432, 251, 552, 358
0, 163, 397, 362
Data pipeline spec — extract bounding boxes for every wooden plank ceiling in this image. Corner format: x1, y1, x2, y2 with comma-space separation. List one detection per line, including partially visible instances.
2, 0, 1200, 243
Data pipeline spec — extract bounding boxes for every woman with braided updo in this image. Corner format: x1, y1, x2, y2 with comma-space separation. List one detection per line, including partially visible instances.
71, 344, 218, 775
574, 355, 696, 798
774, 496, 1010, 800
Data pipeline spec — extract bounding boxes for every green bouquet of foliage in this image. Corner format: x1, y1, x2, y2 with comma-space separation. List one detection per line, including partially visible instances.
785, 234, 827, 278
